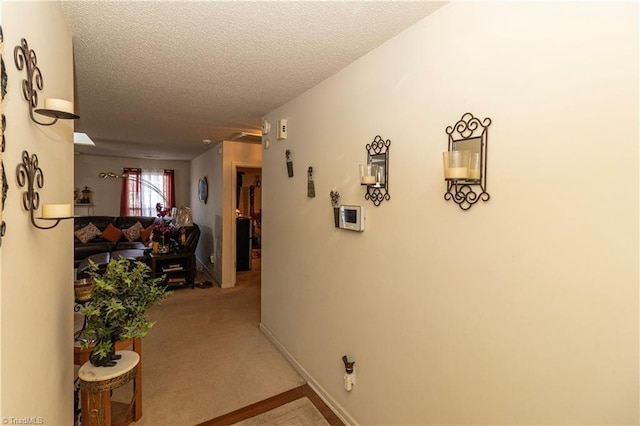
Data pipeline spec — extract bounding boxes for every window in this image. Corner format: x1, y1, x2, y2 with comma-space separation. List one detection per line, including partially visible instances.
120, 168, 175, 217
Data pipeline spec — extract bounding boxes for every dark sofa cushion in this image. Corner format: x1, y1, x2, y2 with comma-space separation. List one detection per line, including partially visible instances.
115, 241, 147, 251
74, 241, 117, 263
115, 216, 159, 230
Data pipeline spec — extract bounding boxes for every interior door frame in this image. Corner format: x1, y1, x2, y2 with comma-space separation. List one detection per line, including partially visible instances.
230, 161, 261, 286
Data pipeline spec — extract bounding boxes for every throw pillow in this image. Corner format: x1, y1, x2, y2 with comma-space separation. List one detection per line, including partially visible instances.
74, 222, 102, 244
101, 223, 123, 243
140, 224, 155, 243
123, 221, 144, 242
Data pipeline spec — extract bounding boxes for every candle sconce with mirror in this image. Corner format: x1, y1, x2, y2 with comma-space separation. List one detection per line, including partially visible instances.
16, 151, 73, 230
359, 135, 390, 206
443, 113, 491, 211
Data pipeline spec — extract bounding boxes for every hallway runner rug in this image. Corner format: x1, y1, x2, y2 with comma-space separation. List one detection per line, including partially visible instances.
198, 384, 343, 426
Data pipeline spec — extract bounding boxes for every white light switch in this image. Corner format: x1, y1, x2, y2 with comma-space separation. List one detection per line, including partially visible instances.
277, 119, 287, 140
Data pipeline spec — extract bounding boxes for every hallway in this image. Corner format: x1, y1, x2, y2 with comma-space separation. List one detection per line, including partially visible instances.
132, 257, 306, 425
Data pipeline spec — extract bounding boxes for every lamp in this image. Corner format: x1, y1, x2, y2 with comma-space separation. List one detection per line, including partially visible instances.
14, 38, 79, 126
442, 113, 491, 211
16, 151, 73, 229
98, 171, 168, 205
173, 207, 193, 246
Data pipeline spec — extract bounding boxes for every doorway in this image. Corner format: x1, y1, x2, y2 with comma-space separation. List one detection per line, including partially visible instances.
235, 167, 262, 274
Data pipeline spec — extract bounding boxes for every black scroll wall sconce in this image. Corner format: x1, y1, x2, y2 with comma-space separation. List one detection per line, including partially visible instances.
16, 151, 73, 230
0, 25, 6, 245
359, 135, 390, 206
14, 38, 79, 126
442, 112, 491, 210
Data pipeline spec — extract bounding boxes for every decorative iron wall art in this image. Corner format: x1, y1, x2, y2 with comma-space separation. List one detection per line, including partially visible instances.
442, 112, 491, 210
285, 150, 294, 177
14, 37, 78, 126
0, 25, 6, 245
16, 151, 72, 230
307, 166, 315, 198
360, 135, 390, 206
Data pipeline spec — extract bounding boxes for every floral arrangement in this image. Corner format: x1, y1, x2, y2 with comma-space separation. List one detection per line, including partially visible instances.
329, 189, 340, 208
152, 203, 175, 244
152, 221, 173, 243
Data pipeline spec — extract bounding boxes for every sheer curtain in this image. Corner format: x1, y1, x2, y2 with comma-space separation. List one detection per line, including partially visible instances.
120, 168, 176, 217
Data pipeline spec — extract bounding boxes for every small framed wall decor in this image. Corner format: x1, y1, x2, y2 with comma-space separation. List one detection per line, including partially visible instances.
198, 177, 208, 204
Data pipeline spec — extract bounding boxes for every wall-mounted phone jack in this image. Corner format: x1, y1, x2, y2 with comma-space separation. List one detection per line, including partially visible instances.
342, 355, 356, 392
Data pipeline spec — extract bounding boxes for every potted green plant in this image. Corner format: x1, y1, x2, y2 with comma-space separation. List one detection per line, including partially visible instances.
81, 257, 171, 367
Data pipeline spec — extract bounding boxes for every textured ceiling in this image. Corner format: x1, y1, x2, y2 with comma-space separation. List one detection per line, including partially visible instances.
61, 1, 447, 160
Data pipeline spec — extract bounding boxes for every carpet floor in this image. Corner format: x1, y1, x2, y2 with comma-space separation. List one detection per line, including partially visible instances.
130, 258, 307, 425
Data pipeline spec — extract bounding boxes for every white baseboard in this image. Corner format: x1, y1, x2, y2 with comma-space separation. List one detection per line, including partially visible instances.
259, 323, 358, 426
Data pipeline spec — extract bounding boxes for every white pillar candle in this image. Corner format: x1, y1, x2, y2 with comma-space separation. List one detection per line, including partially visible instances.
444, 167, 469, 179
44, 98, 74, 114
443, 151, 470, 180
361, 176, 376, 184
468, 169, 481, 179
42, 203, 72, 218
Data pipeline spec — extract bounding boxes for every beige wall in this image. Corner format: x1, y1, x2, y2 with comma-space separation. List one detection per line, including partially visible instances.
74, 154, 190, 216
1, 2, 75, 423
261, 2, 638, 424
190, 141, 261, 288
191, 143, 223, 283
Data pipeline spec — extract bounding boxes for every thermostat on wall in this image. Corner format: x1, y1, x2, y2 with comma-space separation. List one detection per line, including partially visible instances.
338, 205, 365, 232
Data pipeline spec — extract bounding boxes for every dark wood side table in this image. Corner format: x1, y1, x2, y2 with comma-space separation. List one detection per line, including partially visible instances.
149, 251, 195, 289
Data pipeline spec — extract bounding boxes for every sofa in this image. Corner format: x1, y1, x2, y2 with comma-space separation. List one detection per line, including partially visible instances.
73, 216, 200, 268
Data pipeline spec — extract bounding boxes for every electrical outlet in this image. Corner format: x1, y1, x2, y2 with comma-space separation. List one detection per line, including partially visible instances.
209, 255, 214, 264
344, 371, 355, 391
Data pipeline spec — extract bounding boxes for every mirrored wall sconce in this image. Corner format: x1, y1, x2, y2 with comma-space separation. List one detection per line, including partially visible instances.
14, 38, 79, 126
360, 135, 390, 206
443, 112, 491, 210
16, 151, 73, 229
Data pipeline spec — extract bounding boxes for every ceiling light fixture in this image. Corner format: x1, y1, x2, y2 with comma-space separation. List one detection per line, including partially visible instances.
14, 38, 80, 126
231, 132, 262, 143
202, 139, 211, 145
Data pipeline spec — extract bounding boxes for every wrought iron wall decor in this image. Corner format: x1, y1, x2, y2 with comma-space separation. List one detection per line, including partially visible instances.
307, 166, 315, 198
360, 135, 390, 206
16, 151, 73, 230
443, 112, 491, 210
0, 25, 6, 245
285, 149, 294, 177
14, 38, 79, 126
